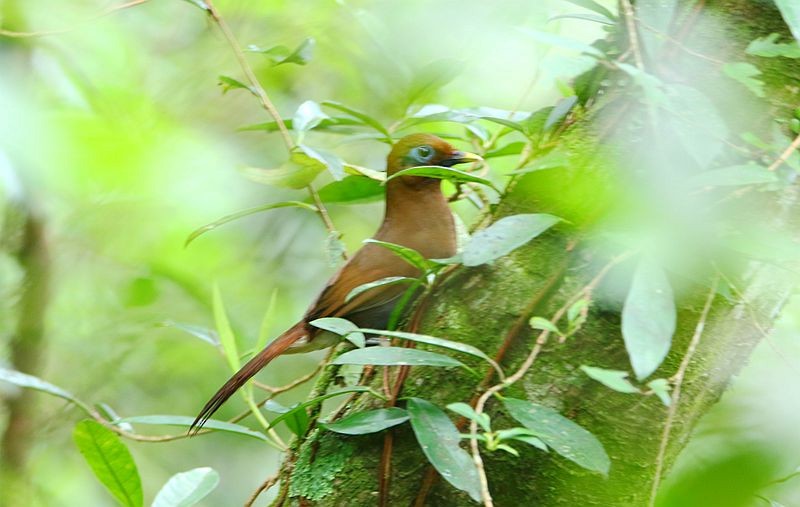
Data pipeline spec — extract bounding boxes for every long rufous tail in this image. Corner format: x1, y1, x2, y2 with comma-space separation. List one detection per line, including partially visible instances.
189, 321, 308, 433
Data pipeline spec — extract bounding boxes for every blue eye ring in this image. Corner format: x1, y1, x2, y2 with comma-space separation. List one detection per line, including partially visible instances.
412, 145, 435, 162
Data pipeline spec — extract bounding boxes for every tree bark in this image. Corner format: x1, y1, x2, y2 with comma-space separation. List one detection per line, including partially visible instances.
275, 1, 799, 505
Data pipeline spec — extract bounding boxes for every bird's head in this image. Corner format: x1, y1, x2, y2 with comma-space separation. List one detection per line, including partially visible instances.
386, 133, 482, 177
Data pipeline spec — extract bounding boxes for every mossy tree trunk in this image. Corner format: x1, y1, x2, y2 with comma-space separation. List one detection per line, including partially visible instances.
276, 1, 799, 505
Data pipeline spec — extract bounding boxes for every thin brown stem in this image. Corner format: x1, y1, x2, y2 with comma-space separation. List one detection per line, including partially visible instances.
620, 0, 646, 71
767, 132, 800, 172
0, 0, 150, 38
648, 275, 718, 506
245, 473, 280, 507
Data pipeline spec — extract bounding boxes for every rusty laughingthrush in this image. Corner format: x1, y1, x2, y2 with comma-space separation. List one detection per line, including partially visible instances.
191, 133, 482, 430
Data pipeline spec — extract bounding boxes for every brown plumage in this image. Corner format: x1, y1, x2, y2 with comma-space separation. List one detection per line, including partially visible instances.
190, 133, 481, 431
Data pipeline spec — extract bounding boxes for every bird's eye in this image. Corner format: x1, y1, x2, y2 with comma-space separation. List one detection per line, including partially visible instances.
412, 145, 435, 162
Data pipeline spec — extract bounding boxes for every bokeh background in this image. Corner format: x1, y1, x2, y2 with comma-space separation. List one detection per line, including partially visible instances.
0, 0, 798, 505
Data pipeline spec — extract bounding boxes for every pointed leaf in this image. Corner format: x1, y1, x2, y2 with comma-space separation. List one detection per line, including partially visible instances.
247, 37, 315, 66
152, 467, 220, 507
185, 201, 318, 246
563, 0, 616, 20
622, 259, 676, 380
503, 398, 610, 475
162, 322, 220, 347
358, 328, 502, 377
266, 386, 375, 429
212, 284, 240, 372
746, 34, 800, 58
775, 0, 800, 44
722, 63, 766, 98
321, 408, 409, 435
218, 76, 253, 95
0, 367, 80, 405
263, 400, 309, 436
529, 317, 562, 335
462, 214, 560, 266
647, 378, 672, 406
118, 415, 269, 442
73, 420, 143, 507
310, 317, 365, 348
298, 144, 345, 180
316, 176, 384, 204
363, 239, 430, 270
406, 398, 481, 501
446, 402, 490, 432
580, 365, 640, 393
386, 167, 497, 192
322, 101, 392, 140
293, 100, 329, 133
345, 277, 416, 303
544, 95, 578, 130
331, 347, 464, 368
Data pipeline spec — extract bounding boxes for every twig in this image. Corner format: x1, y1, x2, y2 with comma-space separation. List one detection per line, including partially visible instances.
620, 0, 646, 71
0, 0, 150, 38
648, 275, 718, 507
244, 473, 280, 507
204, 0, 292, 151
202, 1, 342, 245
469, 251, 633, 506
767, 132, 800, 172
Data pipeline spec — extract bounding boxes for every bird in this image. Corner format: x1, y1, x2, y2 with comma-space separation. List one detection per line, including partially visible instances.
190, 133, 482, 431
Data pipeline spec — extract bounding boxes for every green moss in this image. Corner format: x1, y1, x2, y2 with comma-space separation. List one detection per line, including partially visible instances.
287, 429, 356, 502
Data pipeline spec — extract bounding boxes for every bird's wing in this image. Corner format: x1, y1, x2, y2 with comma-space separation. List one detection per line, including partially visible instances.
305, 245, 420, 322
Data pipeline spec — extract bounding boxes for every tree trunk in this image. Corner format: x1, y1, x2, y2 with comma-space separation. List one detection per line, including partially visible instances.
275, 1, 799, 505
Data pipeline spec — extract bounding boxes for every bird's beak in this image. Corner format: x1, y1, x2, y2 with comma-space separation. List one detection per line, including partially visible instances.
442, 150, 483, 167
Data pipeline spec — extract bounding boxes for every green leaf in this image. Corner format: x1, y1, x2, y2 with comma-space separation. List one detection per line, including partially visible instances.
310, 317, 365, 348
263, 400, 309, 436
512, 150, 570, 174
218, 76, 253, 95
321, 408, 409, 435
549, 13, 615, 25
722, 62, 766, 98
647, 378, 672, 407
0, 367, 81, 405
529, 316, 562, 335
746, 34, 800, 58
152, 467, 220, 507
406, 398, 481, 501
462, 214, 560, 266
293, 100, 329, 133
255, 289, 279, 353
298, 144, 345, 180
332, 347, 464, 368
775, 0, 800, 44
688, 163, 777, 188
241, 148, 329, 189
322, 101, 392, 140
212, 284, 240, 372
503, 398, 610, 475
266, 386, 376, 429
358, 329, 502, 376
238, 117, 362, 133
363, 239, 430, 271
562, 0, 616, 20
246, 37, 315, 66
118, 415, 270, 442
485, 142, 526, 159
521, 28, 605, 58
162, 321, 220, 347
495, 428, 549, 451
386, 166, 497, 192
73, 420, 143, 507
544, 95, 578, 130
446, 402, 490, 432
316, 176, 384, 204
580, 365, 641, 393
622, 259, 676, 380
185, 201, 318, 246
345, 277, 416, 303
